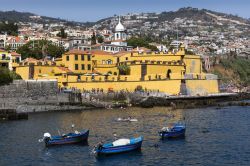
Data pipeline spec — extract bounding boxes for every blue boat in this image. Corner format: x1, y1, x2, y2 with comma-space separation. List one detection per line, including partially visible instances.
159, 123, 185, 139
94, 136, 143, 155
42, 130, 89, 147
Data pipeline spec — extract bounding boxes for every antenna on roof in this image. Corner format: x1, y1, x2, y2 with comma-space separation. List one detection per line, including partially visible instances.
176, 24, 179, 50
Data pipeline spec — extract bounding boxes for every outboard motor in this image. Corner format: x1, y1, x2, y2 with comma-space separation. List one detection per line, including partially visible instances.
43, 132, 51, 146
44, 132, 51, 139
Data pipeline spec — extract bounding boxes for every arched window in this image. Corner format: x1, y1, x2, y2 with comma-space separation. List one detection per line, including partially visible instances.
116, 33, 119, 39
167, 69, 172, 79
107, 59, 113, 64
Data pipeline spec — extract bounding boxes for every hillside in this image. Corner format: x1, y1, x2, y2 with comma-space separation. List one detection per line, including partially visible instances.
211, 58, 250, 87
94, 7, 250, 28
1, 8, 249, 31
0, 10, 89, 26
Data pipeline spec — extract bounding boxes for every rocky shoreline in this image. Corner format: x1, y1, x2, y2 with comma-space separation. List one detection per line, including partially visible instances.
136, 92, 250, 108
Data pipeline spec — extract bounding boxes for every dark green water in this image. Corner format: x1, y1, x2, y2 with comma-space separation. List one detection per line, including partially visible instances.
0, 106, 250, 166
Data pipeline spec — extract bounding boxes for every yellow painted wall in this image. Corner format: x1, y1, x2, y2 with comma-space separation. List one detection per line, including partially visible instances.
55, 58, 63, 66
146, 64, 184, 75
184, 55, 202, 74
16, 65, 69, 80
33, 66, 57, 78
186, 80, 219, 95
16, 66, 30, 80
130, 65, 141, 76
120, 52, 183, 62
94, 66, 119, 75
67, 80, 181, 95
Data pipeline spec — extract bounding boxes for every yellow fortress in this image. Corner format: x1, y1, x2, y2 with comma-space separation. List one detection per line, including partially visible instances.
15, 18, 219, 96
15, 45, 219, 96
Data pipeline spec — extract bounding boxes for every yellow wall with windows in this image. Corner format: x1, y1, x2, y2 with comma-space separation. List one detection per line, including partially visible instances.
62, 53, 92, 74
92, 53, 117, 65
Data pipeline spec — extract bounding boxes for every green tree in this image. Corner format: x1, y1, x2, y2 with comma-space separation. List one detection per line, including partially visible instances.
0, 22, 18, 36
56, 28, 67, 38
0, 68, 21, 86
4, 45, 11, 52
91, 32, 96, 45
127, 37, 159, 51
118, 64, 130, 75
97, 36, 104, 43
17, 40, 65, 59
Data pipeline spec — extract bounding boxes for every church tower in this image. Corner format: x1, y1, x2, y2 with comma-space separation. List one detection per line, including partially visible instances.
112, 16, 127, 46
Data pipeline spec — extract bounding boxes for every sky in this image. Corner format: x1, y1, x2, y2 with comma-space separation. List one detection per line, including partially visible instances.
0, 0, 249, 22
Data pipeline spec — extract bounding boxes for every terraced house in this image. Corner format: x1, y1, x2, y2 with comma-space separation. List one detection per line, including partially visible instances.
0, 49, 21, 71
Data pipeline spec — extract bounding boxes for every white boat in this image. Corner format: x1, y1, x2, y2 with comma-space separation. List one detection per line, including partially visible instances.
117, 117, 138, 122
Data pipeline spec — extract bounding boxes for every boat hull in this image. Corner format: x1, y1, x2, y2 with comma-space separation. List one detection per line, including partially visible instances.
45, 130, 89, 147
96, 136, 143, 155
159, 128, 185, 139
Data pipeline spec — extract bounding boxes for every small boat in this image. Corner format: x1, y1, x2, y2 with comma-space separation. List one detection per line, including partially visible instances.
94, 136, 143, 155
159, 123, 185, 139
42, 129, 89, 147
117, 117, 138, 122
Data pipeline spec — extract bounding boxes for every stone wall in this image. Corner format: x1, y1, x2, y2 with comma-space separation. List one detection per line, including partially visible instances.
0, 80, 58, 98
0, 80, 61, 110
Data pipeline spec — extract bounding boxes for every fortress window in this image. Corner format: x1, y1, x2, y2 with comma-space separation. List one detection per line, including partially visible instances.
75, 64, 78, 70
66, 56, 69, 61
81, 55, 84, 60
107, 59, 112, 64
81, 64, 85, 70
75, 54, 78, 60
87, 55, 91, 61
87, 64, 91, 70
126, 57, 128, 61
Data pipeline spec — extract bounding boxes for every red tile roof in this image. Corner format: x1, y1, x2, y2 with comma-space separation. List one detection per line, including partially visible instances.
57, 66, 73, 73
10, 52, 21, 56
65, 49, 89, 55
23, 57, 39, 62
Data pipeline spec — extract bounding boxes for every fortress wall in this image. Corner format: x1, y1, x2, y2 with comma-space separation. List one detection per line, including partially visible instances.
67, 80, 182, 95
0, 80, 59, 109
186, 80, 219, 95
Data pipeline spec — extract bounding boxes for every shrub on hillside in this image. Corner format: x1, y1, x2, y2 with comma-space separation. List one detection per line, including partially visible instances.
220, 58, 250, 86
0, 68, 22, 86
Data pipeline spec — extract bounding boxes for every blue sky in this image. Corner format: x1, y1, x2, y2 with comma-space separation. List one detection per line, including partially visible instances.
0, 0, 249, 22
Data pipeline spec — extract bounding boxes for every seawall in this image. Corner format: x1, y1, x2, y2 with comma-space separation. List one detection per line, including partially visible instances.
136, 93, 250, 108
0, 80, 91, 118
